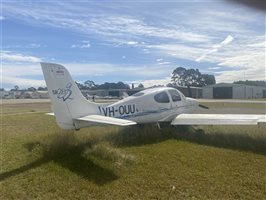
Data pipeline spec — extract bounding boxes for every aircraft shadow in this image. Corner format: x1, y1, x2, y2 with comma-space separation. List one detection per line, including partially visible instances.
0, 138, 118, 185
109, 124, 266, 155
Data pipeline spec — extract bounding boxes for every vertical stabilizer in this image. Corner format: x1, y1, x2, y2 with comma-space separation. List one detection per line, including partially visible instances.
41, 62, 97, 129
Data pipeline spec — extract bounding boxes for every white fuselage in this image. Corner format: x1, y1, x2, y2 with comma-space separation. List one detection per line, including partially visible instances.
96, 87, 198, 124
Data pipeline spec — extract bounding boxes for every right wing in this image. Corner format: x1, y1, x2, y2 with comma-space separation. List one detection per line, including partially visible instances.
171, 114, 266, 125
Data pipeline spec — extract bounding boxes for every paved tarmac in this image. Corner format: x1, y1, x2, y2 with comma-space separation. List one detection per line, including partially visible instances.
198, 99, 266, 104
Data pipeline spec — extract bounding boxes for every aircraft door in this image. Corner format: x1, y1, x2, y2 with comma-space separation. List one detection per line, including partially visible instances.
168, 89, 182, 108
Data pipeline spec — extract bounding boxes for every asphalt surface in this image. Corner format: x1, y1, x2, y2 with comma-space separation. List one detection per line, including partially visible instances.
198, 99, 266, 104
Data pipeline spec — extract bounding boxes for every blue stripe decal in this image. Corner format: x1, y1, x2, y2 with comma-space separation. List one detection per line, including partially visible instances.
117, 107, 170, 119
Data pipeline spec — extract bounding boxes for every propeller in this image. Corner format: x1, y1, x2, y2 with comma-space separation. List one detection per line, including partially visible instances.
199, 104, 209, 109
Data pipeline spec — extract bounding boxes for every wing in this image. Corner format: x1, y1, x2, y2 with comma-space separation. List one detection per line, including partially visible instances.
75, 115, 137, 126
46, 113, 136, 126
171, 114, 266, 125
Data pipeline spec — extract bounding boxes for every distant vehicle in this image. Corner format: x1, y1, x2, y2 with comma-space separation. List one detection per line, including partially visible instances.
41, 63, 266, 130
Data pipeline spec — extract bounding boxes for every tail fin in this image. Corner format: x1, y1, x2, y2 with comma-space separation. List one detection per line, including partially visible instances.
41, 62, 97, 129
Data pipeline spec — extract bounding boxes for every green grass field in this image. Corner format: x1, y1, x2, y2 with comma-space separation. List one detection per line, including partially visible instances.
1, 101, 266, 199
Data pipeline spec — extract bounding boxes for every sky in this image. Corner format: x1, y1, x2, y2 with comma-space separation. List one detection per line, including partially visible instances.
1, 0, 265, 89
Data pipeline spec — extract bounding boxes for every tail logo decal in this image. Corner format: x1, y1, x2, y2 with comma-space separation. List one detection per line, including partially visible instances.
52, 82, 73, 101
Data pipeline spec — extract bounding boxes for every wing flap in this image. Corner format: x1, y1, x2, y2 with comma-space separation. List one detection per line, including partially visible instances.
171, 114, 266, 125
75, 115, 137, 126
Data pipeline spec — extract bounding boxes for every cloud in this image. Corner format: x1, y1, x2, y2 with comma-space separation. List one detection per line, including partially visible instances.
3, 3, 211, 45
2, 76, 46, 88
129, 76, 171, 88
127, 41, 138, 45
0, 16, 5, 20
148, 35, 264, 83
30, 43, 41, 48
195, 35, 234, 62
71, 41, 91, 48
2, 62, 174, 89
208, 67, 221, 70
3, 43, 42, 49
157, 61, 171, 65
2, 2, 264, 84
1, 51, 42, 63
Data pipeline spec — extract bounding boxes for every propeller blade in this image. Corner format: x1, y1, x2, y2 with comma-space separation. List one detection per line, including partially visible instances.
199, 104, 209, 109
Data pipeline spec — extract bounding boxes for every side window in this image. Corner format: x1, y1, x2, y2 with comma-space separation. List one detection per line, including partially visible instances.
154, 92, 170, 103
169, 90, 181, 101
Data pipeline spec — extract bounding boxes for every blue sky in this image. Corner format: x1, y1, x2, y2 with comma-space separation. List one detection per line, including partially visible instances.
1, 0, 265, 89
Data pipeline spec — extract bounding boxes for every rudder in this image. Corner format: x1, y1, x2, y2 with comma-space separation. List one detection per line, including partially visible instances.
41, 62, 97, 129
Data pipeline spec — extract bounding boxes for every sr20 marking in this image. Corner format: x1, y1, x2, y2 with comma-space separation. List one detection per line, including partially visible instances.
98, 104, 136, 117
52, 82, 73, 101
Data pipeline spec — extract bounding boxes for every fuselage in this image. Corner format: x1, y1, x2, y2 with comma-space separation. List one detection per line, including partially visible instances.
96, 87, 199, 124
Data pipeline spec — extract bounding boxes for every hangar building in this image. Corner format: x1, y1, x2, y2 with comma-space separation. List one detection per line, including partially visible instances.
203, 83, 266, 99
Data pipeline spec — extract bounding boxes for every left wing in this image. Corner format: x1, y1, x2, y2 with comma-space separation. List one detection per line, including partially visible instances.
46, 113, 136, 126
75, 115, 137, 126
171, 114, 266, 125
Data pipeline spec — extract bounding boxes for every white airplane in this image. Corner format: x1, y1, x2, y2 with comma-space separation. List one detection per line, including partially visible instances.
41, 62, 266, 130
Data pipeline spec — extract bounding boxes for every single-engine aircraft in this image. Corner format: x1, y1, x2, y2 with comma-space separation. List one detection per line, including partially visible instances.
41, 62, 266, 130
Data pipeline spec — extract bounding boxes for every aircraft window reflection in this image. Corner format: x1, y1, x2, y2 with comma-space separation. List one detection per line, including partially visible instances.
132, 92, 144, 97
154, 92, 170, 103
169, 90, 181, 101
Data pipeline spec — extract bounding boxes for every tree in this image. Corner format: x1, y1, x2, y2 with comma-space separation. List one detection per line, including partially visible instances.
137, 83, 144, 88
84, 80, 96, 89
75, 81, 86, 90
202, 74, 216, 85
233, 80, 266, 87
37, 87, 47, 91
166, 83, 177, 88
171, 67, 216, 87
28, 87, 36, 91
14, 85, 19, 90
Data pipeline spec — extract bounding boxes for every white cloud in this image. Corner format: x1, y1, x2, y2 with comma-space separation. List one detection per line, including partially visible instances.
3, 43, 42, 49
2, 2, 264, 84
71, 40, 91, 48
208, 67, 221, 70
196, 35, 234, 62
157, 61, 171, 65
149, 44, 205, 61
2, 62, 174, 89
0, 16, 5, 20
2, 76, 46, 88
1, 51, 41, 63
127, 41, 138, 45
30, 43, 41, 48
148, 35, 265, 83
129, 76, 171, 88
2, 3, 211, 44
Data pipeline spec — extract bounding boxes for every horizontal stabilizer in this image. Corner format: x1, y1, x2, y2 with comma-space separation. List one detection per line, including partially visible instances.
75, 115, 137, 126
46, 113, 55, 116
171, 114, 266, 125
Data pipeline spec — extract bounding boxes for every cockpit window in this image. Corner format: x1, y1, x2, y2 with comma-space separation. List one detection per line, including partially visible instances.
132, 92, 144, 97
169, 90, 181, 101
154, 92, 170, 103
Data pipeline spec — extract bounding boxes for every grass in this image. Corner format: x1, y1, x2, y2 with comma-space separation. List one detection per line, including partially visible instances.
1, 101, 266, 199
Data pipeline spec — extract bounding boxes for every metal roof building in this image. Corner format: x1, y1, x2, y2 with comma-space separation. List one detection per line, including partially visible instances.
203, 83, 266, 99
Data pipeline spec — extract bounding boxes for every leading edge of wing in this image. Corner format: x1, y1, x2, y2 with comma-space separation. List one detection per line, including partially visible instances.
171, 114, 266, 125
75, 115, 137, 126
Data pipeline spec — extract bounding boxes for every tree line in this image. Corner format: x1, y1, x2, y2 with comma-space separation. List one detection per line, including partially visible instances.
3, 66, 265, 91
